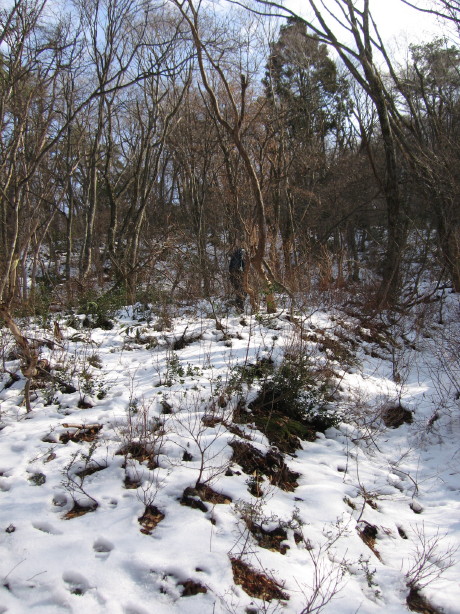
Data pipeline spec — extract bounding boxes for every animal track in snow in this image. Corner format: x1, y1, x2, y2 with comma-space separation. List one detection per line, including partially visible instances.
102, 495, 118, 507
63, 571, 91, 595
124, 605, 150, 614
93, 537, 114, 559
32, 521, 63, 535
52, 493, 67, 507
0, 478, 11, 491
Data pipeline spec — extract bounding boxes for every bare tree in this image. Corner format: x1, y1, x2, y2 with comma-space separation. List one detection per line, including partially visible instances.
401, 0, 459, 30
234, 0, 412, 306
0, 0, 73, 304
74, 0, 153, 279
171, 0, 295, 312
396, 38, 460, 291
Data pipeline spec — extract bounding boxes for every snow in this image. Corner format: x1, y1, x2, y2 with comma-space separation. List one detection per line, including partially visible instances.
0, 299, 459, 614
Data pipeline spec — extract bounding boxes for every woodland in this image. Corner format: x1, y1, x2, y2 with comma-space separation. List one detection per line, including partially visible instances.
1, 3, 460, 614
0, 0, 459, 320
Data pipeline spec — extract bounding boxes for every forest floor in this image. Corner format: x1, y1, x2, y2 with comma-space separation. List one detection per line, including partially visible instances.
0, 294, 459, 614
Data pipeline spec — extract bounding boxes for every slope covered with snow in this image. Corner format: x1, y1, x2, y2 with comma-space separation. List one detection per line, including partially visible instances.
0, 299, 459, 614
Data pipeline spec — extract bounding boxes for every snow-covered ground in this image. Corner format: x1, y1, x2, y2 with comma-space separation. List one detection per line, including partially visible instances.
0, 297, 459, 614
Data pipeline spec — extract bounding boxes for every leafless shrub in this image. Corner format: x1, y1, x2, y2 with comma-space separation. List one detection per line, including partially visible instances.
60, 441, 101, 509
293, 516, 352, 614
229, 495, 277, 563
405, 524, 457, 590
171, 394, 232, 487
118, 394, 169, 507
428, 323, 460, 414
223, 496, 289, 614
340, 389, 387, 451
297, 544, 346, 614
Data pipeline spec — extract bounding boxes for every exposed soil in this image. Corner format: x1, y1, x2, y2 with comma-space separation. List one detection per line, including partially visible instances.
358, 522, 381, 560
382, 404, 413, 428
179, 579, 207, 596
195, 483, 232, 504
116, 442, 157, 469
201, 414, 249, 439
246, 475, 265, 497
180, 484, 232, 512
138, 505, 165, 535
63, 502, 98, 519
3, 372, 20, 389
58, 382, 77, 394
76, 464, 107, 479
123, 475, 141, 489
351, 318, 393, 350
293, 531, 303, 544
180, 487, 208, 512
201, 415, 222, 428
230, 558, 289, 601
303, 328, 357, 365
246, 521, 289, 554
59, 424, 102, 443
77, 399, 94, 409
227, 423, 251, 439
171, 331, 202, 350
407, 587, 443, 614
28, 472, 46, 485
229, 441, 299, 492
250, 407, 316, 453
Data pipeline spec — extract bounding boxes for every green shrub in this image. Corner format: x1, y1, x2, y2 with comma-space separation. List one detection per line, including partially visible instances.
247, 352, 340, 444
227, 358, 274, 394
78, 289, 126, 330
253, 354, 326, 416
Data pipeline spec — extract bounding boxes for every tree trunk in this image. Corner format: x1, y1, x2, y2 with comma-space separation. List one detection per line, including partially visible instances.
0, 305, 38, 412
438, 209, 460, 292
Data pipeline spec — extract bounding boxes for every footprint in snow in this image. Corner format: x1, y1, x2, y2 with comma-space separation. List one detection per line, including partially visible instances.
52, 493, 68, 507
32, 521, 63, 535
124, 606, 150, 614
102, 495, 118, 507
0, 479, 11, 492
63, 571, 91, 595
93, 537, 114, 559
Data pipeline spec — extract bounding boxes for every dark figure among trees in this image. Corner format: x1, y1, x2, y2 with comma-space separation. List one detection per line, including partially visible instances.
229, 248, 247, 311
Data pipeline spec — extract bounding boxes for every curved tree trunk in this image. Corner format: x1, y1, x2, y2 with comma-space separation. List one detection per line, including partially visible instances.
173, 0, 284, 312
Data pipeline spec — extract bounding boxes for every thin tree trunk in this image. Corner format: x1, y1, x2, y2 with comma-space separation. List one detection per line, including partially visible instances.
438, 211, 460, 292
0, 305, 38, 412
